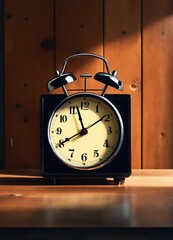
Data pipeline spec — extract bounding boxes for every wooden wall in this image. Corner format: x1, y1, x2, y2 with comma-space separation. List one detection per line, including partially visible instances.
143, 0, 173, 168
0, 0, 4, 168
4, 0, 173, 169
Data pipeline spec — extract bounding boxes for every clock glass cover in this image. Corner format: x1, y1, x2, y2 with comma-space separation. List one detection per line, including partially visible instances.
48, 93, 124, 170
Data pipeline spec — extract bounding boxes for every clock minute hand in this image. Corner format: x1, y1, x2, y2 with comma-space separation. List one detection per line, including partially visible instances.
87, 114, 107, 129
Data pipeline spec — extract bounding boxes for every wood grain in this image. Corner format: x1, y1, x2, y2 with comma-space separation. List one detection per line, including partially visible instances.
0, 169, 173, 227
5, 0, 54, 168
143, 0, 173, 168
4, 0, 173, 170
55, 0, 104, 94
104, 0, 142, 168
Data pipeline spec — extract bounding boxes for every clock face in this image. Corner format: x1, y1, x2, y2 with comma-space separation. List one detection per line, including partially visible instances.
48, 93, 124, 170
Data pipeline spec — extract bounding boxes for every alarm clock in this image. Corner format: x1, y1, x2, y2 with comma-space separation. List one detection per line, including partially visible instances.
41, 53, 131, 184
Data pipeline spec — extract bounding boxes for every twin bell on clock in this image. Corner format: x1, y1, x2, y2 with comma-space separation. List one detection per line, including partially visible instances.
41, 53, 131, 184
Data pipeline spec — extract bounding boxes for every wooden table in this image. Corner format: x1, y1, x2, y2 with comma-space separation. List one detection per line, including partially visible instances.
0, 170, 173, 239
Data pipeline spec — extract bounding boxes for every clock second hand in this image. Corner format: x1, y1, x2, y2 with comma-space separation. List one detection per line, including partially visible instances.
59, 114, 107, 146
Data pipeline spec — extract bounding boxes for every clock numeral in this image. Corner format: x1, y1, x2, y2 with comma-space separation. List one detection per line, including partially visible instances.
69, 106, 77, 114
56, 127, 62, 135
58, 139, 64, 148
81, 102, 89, 110
104, 114, 110, 122
93, 150, 99, 158
69, 149, 75, 158
103, 140, 110, 148
107, 127, 112, 134
96, 105, 99, 113
59, 115, 67, 123
81, 153, 87, 161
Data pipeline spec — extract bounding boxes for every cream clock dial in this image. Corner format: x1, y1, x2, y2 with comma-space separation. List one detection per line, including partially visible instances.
48, 93, 124, 170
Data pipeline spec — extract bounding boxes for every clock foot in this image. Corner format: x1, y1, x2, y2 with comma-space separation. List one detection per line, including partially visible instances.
113, 177, 125, 185
45, 178, 61, 185
53, 178, 62, 185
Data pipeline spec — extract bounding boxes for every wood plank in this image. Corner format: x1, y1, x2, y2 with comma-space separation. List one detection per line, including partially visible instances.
55, 0, 104, 94
0, 0, 4, 168
143, 0, 173, 168
5, 0, 54, 168
0, 170, 173, 227
104, 0, 142, 168
5, 0, 173, 171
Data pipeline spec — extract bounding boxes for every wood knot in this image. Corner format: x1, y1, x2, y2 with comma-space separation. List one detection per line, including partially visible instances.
40, 39, 54, 50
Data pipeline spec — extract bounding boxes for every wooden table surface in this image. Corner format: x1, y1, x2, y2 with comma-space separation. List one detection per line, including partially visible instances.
0, 169, 173, 229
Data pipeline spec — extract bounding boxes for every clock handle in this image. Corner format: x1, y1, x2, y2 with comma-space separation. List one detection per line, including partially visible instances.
60, 53, 123, 95
47, 52, 123, 95
60, 53, 111, 75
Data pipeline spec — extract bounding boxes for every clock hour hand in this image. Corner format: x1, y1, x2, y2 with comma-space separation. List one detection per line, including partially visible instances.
87, 114, 107, 129
59, 127, 88, 146
59, 131, 81, 145
76, 105, 85, 130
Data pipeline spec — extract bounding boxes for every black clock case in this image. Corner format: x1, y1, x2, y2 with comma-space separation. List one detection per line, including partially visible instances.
41, 94, 131, 180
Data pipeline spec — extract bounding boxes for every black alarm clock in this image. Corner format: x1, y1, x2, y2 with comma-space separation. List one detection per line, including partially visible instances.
41, 53, 131, 184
